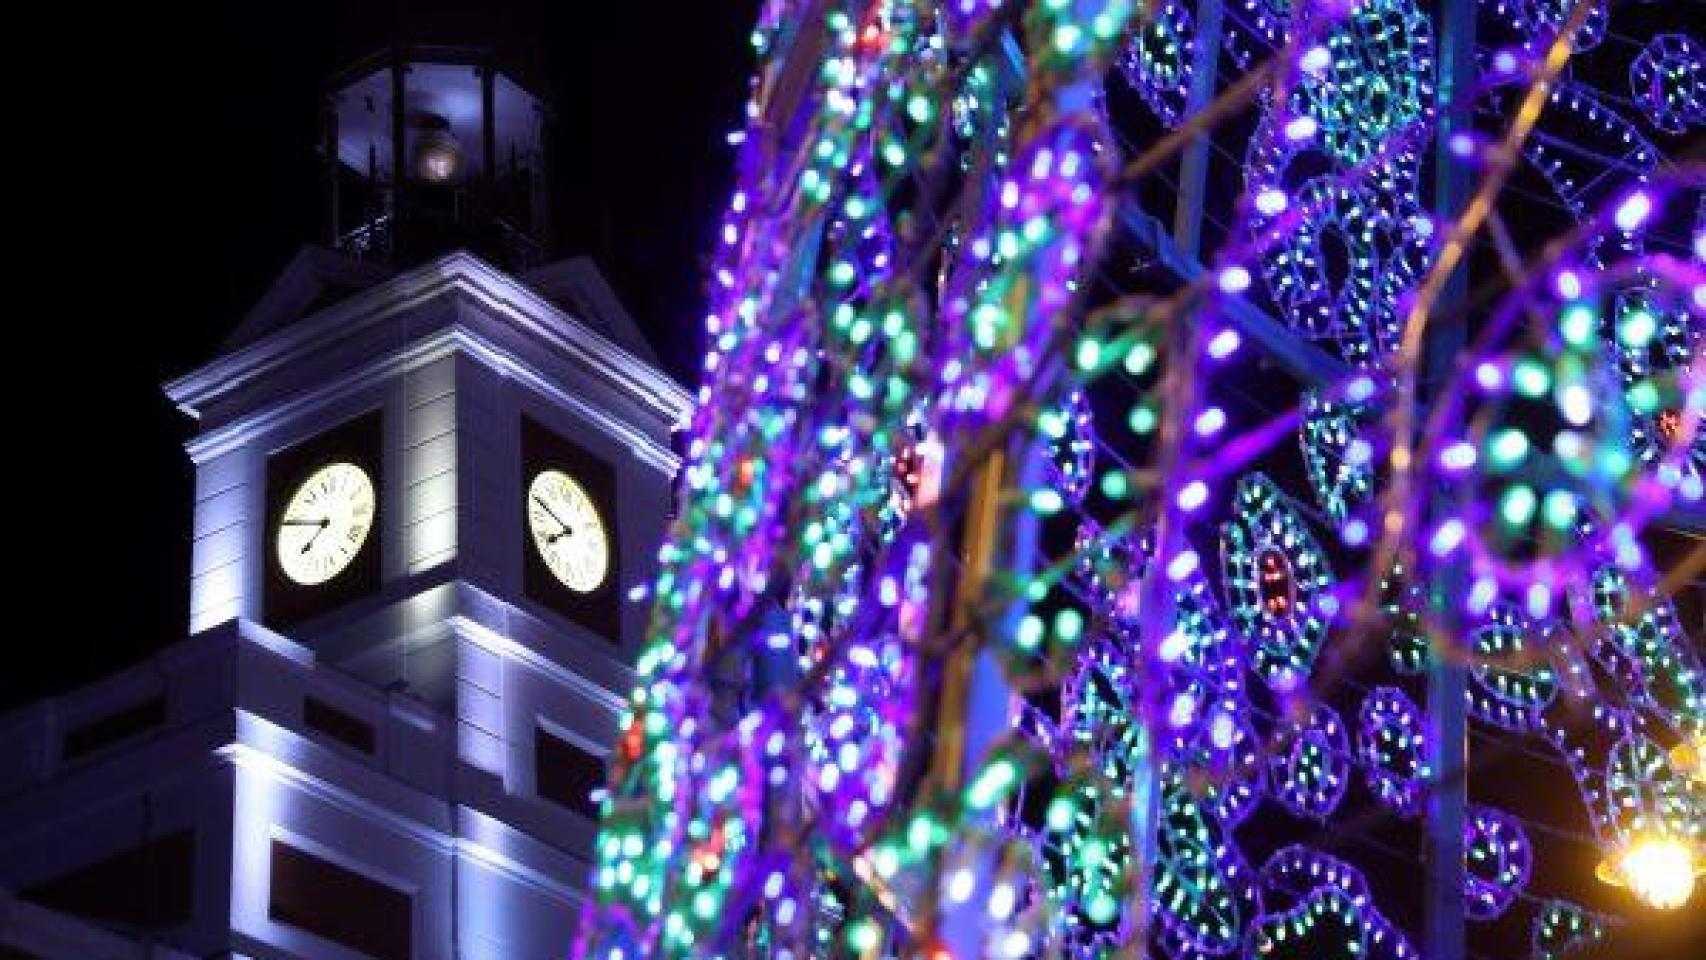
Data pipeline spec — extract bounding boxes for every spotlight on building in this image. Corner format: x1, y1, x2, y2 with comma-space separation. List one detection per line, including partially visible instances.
1596, 833, 1703, 910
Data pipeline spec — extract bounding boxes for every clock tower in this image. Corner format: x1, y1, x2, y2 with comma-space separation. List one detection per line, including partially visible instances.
164, 241, 686, 708
0, 43, 690, 960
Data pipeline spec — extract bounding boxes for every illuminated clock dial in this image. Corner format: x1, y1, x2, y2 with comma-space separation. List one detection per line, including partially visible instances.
276, 462, 376, 586
528, 469, 610, 592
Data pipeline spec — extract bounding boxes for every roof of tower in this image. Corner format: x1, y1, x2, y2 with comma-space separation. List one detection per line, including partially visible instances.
331, 0, 550, 93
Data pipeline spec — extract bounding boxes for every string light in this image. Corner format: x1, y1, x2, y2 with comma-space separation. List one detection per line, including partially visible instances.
574, 3, 1705, 959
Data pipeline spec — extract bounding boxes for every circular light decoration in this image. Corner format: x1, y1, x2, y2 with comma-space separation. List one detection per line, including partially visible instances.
1167, 557, 1249, 698
801, 620, 915, 851
1043, 389, 1097, 506
1268, 703, 1351, 821
1509, 0, 1607, 56
1114, 0, 1195, 126
1072, 519, 1150, 627
1517, 83, 1658, 267
1464, 804, 1533, 921
1382, 564, 1431, 676
1159, 558, 1260, 827
1608, 286, 1705, 502
1221, 473, 1336, 690
1468, 603, 1559, 733
944, 116, 1113, 428
1062, 637, 1148, 793
1150, 771, 1261, 959
1588, 565, 1706, 735
1630, 34, 1706, 134
1250, 846, 1417, 960
1358, 686, 1433, 817
795, 525, 929, 852
1603, 732, 1703, 853
1164, 694, 1264, 828
1300, 386, 1379, 529
1439, 281, 1676, 606
1249, 176, 1429, 366
1283, 0, 1434, 168
1041, 776, 1137, 958
658, 721, 771, 959
1531, 900, 1605, 960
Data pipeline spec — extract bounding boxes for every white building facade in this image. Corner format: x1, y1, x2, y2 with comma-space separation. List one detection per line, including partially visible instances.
0, 248, 690, 960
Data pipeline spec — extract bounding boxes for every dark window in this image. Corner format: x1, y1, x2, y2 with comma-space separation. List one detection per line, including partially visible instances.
22, 830, 194, 930
304, 697, 376, 754
535, 726, 605, 820
269, 841, 411, 960
62, 695, 167, 760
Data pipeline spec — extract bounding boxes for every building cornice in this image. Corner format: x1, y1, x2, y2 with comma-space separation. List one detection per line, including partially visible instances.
178, 325, 681, 475
164, 251, 694, 435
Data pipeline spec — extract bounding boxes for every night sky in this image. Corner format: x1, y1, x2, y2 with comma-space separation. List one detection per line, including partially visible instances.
4, 0, 755, 709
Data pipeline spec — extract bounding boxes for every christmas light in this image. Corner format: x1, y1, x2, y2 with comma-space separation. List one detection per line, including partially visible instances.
1597, 834, 1703, 910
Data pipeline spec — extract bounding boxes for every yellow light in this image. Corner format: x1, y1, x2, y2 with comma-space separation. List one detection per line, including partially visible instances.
1672, 735, 1704, 785
1598, 835, 1703, 910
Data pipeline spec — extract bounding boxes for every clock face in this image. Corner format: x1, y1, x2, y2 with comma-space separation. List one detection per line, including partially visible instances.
527, 469, 610, 593
275, 462, 377, 586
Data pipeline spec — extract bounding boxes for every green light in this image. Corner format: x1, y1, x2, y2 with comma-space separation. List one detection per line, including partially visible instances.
967, 758, 1019, 809
1618, 309, 1657, 349
1017, 614, 1045, 651
1543, 489, 1578, 530
847, 920, 880, 952
1559, 302, 1597, 347
1076, 337, 1104, 372
1055, 608, 1084, 643
1038, 409, 1067, 439
1100, 469, 1130, 500
1129, 404, 1158, 434
1596, 446, 1632, 479
1627, 380, 1661, 415
1124, 340, 1156, 375
1513, 360, 1551, 398
1046, 795, 1075, 830
1030, 488, 1065, 515
1487, 428, 1530, 469
1500, 485, 1537, 528
906, 95, 933, 125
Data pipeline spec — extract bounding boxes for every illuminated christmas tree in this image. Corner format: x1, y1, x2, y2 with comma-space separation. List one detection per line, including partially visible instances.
573, 3, 1704, 960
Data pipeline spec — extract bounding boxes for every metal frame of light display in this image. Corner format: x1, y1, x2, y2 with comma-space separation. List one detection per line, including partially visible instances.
573, 3, 1706, 960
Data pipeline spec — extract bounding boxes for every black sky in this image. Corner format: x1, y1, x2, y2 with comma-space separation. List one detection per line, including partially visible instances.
4, 1, 755, 709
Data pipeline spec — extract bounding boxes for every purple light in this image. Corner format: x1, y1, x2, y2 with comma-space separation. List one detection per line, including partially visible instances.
1208, 328, 1242, 359
1255, 187, 1289, 216
1178, 480, 1210, 511
1284, 115, 1318, 142
1219, 265, 1253, 293
1614, 191, 1653, 232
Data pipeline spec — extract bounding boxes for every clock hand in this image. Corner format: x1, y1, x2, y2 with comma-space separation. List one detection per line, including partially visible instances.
532, 495, 574, 539
298, 518, 332, 554
282, 517, 330, 528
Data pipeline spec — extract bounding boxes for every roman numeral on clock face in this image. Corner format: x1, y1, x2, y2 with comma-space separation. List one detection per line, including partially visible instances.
277, 461, 377, 586
527, 468, 609, 593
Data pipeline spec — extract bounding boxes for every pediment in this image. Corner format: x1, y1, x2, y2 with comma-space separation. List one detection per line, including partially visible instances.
221, 246, 391, 350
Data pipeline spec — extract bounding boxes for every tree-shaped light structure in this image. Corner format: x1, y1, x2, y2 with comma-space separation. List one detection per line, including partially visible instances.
574, 3, 1706, 960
